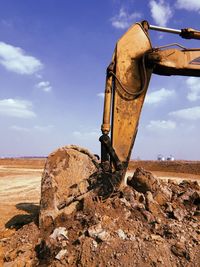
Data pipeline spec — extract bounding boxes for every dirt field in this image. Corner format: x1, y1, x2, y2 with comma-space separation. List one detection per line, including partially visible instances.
0, 157, 199, 266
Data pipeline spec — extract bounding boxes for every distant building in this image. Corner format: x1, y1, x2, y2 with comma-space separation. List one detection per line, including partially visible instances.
167, 155, 175, 161
157, 154, 165, 161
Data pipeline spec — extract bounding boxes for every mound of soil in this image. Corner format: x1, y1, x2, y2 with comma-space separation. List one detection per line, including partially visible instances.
1, 167, 199, 267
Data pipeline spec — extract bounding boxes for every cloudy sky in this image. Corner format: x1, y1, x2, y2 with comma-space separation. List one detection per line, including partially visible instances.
0, 0, 200, 160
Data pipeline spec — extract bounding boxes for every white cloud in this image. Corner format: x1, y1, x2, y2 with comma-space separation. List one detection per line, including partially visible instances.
145, 88, 175, 104
169, 106, 200, 120
146, 120, 176, 130
36, 81, 52, 92
149, 0, 173, 26
97, 92, 104, 99
0, 42, 43, 75
111, 8, 142, 29
176, 0, 200, 12
186, 77, 200, 101
0, 99, 36, 118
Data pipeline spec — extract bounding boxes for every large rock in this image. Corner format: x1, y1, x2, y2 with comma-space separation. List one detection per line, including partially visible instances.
128, 167, 172, 205
39, 145, 98, 237
127, 167, 159, 193
146, 191, 166, 222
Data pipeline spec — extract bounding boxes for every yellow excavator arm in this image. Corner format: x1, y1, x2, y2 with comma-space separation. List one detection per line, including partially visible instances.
100, 20, 200, 185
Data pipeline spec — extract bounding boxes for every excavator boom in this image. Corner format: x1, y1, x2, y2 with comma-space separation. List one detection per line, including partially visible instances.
148, 47, 200, 76
100, 20, 200, 185
101, 22, 152, 163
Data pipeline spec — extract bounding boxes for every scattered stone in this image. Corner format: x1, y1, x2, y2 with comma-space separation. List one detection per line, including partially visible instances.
60, 201, 79, 216
128, 168, 172, 206
171, 242, 190, 260
55, 249, 68, 261
165, 202, 173, 213
50, 227, 68, 241
88, 223, 110, 242
150, 234, 164, 242
127, 167, 159, 193
173, 208, 187, 221
154, 185, 172, 205
91, 240, 98, 251
141, 210, 156, 223
117, 229, 127, 240
146, 191, 166, 221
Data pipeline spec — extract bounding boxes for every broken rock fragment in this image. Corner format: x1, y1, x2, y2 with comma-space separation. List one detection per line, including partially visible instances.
49, 227, 68, 241
171, 242, 190, 260
55, 249, 68, 261
127, 167, 159, 193
87, 223, 110, 242
146, 191, 166, 221
128, 167, 172, 205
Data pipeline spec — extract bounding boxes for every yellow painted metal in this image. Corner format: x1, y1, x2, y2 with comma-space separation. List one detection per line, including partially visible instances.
111, 22, 153, 165
149, 48, 200, 76
101, 21, 200, 170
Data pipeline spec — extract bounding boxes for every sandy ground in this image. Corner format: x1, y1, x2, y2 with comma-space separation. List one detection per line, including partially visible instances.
0, 160, 44, 237
0, 158, 199, 238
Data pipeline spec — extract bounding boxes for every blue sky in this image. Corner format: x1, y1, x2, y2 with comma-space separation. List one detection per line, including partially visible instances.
0, 0, 200, 159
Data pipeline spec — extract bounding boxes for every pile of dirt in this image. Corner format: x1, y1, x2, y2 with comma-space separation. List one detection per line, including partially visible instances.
1, 165, 199, 266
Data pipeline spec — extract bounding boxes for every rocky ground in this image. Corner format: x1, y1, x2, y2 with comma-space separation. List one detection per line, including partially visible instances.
1, 169, 200, 266
0, 152, 200, 266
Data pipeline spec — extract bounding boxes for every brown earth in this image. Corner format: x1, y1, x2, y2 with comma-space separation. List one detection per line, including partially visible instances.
0, 158, 45, 237
128, 160, 200, 176
0, 157, 199, 266
0, 158, 45, 169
